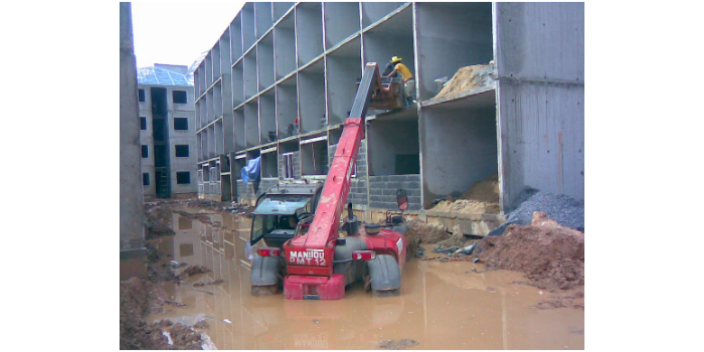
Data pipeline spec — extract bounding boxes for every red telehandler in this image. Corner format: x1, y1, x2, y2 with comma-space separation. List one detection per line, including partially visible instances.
249, 62, 409, 300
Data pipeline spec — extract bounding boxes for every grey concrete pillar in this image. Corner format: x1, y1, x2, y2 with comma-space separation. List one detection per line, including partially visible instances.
120, 2, 147, 279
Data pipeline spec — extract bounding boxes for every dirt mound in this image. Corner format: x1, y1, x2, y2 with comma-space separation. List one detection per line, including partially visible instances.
432, 199, 500, 214
475, 212, 584, 292
181, 265, 211, 277
405, 220, 451, 257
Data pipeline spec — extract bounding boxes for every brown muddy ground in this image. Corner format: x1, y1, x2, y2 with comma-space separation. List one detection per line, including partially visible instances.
121, 200, 584, 349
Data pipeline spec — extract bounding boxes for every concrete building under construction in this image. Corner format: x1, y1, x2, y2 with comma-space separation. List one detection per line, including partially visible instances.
193, 2, 584, 231
138, 64, 198, 199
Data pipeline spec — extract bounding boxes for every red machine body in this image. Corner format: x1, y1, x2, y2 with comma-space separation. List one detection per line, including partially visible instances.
280, 63, 406, 300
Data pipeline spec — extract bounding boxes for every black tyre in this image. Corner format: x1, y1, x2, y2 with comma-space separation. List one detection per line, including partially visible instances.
367, 254, 402, 296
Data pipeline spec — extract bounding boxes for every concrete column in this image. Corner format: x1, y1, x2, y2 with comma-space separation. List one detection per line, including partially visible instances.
120, 2, 147, 279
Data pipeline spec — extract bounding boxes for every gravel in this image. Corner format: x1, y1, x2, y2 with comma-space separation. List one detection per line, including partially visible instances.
486, 187, 585, 237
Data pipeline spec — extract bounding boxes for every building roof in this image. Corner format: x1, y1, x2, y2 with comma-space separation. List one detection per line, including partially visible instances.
137, 65, 193, 86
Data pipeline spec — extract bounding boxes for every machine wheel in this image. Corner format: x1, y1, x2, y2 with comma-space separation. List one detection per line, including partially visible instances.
373, 288, 400, 298
251, 285, 278, 296
367, 254, 402, 297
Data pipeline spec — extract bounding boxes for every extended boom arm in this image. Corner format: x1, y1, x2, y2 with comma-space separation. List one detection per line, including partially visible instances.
285, 63, 383, 275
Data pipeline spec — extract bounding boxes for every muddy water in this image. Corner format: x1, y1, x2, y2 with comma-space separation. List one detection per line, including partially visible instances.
148, 211, 584, 349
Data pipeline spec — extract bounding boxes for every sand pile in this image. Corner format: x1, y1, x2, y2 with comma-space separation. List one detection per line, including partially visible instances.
433, 63, 495, 100
431, 173, 501, 214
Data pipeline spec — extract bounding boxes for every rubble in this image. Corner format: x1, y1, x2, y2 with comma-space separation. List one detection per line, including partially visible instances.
378, 338, 420, 350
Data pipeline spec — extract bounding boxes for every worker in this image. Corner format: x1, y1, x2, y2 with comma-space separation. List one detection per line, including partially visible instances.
382, 61, 395, 78
384, 56, 415, 105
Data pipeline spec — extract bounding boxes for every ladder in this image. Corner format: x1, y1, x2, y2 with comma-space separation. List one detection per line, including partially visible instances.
156, 169, 171, 198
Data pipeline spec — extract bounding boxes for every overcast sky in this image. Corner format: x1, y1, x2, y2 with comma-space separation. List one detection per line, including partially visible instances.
132, 2, 245, 69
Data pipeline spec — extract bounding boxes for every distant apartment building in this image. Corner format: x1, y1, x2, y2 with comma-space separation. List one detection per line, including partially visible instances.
138, 64, 197, 198
193, 2, 584, 227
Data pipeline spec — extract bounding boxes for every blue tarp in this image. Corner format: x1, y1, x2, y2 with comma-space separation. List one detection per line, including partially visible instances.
241, 157, 261, 185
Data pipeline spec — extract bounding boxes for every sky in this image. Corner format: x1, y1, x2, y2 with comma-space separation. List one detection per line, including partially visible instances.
132, 1, 245, 69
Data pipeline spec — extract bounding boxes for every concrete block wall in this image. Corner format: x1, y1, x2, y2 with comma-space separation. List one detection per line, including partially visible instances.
369, 174, 421, 211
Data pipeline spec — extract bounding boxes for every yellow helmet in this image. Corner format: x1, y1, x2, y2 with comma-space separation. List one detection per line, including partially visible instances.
391, 56, 402, 64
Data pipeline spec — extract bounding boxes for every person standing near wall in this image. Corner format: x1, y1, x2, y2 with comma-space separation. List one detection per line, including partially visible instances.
384, 56, 415, 105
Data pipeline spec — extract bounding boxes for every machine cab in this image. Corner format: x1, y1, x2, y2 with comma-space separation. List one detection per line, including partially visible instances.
250, 181, 324, 248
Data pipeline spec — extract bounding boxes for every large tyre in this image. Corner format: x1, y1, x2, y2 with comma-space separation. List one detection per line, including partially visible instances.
250, 255, 280, 296
367, 254, 402, 297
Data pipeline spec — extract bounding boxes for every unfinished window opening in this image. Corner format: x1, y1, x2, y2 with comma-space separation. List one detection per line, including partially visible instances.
173, 90, 187, 104
244, 102, 259, 148
296, 2, 324, 66
258, 34, 275, 90
298, 60, 326, 134
324, 2, 361, 49
261, 150, 279, 178
367, 110, 420, 176
179, 243, 194, 257
362, 2, 406, 29
234, 157, 246, 182
276, 77, 298, 138
274, 14, 295, 80
173, 118, 188, 130
232, 61, 245, 107
140, 117, 147, 130
301, 139, 328, 176
234, 108, 245, 151
203, 166, 210, 182
282, 152, 294, 179
179, 217, 193, 230
326, 38, 361, 125
143, 173, 150, 186
175, 145, 189, 158
138, 89, 145, 102
229, 14, 243, 61
221, 175, 232, 201
280, 141, 299, 180
198, 169, 203, 183
176, 172, 191, 185
142, 145, 149, 158
242, 3, 256, 51
260, 91, 276, 143
244, 49, 258, 100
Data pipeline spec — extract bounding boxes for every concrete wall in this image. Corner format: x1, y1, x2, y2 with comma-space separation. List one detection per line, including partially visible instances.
420, 106, 498, 208
120, 2, 146, 278
494, 2, 585, 209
